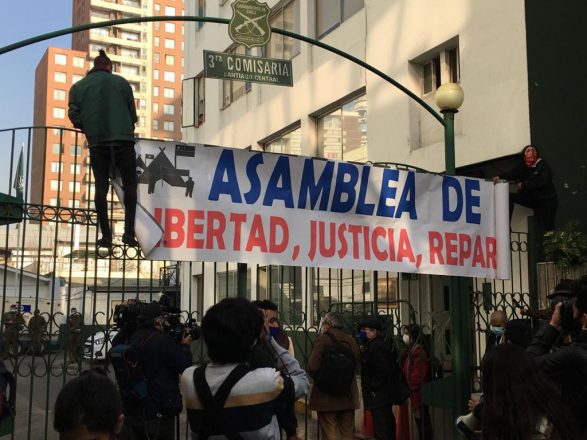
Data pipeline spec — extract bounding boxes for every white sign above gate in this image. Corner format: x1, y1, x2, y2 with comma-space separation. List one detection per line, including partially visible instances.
127, 139, 511, 279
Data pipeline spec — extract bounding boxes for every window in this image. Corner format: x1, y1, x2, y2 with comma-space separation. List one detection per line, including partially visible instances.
153, 103, 159, 113
54, 72, 67, 83
266, 0, 300, 60
264, 126, 301, 155
71, 145, 82, 156
122, 0, 140, 6
68, 200, 80, 208
317, 93, 367, 162
51, 161, 63, 173
153, 86, 159, 97
154, 37, 160, 47
154, 3, 160, 13
164, 38, 175, 49
54, 53, 67, 65
163, 121, 174, 131
53, 107, 66, 119
122, 31, 140, 41
165, 22, 175, 33
153, 119, 159, 130
72, 74, 83, 83
164, 87, 175, 98
154, 22, 160, 31
121, 48, 139, 58
91, 27, 109, 36
68, 181, 81, 193
50, 180, 62, 191
121, 64, 139, 76
222, 45, 251, 107
73, 56, 85, 68
52, 144, 64, 154
164, 71, 175, 82
316, 0, 363, 38
154, 52, 160, 64
53, 89, 66, 101
165, 54, 175, 66
419, 47, 460, 95
70, 164, 81, 175
164, 6, 176, 15
154, 69, 160, 80
164, 104, 174, 115
130, 82, 140, 92
50, 198, 59, 206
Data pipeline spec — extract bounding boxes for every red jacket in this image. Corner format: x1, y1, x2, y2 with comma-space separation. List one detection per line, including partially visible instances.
401, 344, 429, 410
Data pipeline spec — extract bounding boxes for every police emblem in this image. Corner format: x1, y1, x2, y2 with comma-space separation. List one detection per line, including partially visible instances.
229, 0, 272, 48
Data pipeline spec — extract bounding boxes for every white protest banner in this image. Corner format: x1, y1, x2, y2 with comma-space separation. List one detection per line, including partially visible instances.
132, 139, 511, 279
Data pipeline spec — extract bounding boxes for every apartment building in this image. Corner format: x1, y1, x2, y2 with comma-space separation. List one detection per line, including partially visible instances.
32, 0, 184, 209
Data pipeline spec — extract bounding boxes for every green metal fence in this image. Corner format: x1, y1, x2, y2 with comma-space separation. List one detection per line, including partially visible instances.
0, 125, 548, 439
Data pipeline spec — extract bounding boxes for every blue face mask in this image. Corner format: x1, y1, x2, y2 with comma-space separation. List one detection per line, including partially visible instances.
359, 330, 368, 344
269, 327, 280, 338
490, 326, 504, 337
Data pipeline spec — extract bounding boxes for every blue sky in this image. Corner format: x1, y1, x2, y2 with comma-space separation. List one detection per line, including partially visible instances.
0, 0, 72, 193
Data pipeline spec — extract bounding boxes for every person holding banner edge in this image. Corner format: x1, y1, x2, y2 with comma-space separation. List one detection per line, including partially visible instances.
68, 49, 139, 248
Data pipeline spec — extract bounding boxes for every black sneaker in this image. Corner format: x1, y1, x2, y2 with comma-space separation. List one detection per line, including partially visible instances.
122, 233, 139, 247
96, 236, 112, 248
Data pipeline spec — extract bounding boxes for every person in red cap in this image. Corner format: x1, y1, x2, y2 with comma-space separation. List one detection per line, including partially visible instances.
493, 144, 557, 230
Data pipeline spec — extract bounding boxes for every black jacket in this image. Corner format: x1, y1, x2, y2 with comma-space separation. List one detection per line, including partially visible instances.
502, 159, 557, 202
126, 328, 193, 419
360, 336, 399, 409
527, 325, 587, 436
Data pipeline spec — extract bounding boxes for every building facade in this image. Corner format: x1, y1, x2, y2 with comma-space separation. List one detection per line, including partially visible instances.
32, 0, 184, 209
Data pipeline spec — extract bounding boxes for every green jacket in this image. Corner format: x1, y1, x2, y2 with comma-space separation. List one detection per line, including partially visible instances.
68, 68, 138, 146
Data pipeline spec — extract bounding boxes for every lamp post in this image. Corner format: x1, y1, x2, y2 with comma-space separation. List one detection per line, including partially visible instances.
435, 82, 471, 414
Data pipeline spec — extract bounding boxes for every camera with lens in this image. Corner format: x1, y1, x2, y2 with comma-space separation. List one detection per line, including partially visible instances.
163, 310, 201, 343
521, 279, 576, 334
113, 299, 200, 343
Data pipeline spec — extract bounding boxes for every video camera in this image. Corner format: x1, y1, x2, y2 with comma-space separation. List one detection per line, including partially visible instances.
113, 299, 200, 343
521, 279, 576, 333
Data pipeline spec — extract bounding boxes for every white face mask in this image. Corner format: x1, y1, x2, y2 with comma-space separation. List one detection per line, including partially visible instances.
402, 334, 411, 345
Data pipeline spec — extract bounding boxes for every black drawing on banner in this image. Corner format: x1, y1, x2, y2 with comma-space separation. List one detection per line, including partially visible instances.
137, 145, 195, 197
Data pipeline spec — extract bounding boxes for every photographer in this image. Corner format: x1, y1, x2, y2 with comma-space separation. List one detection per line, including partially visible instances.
527, 275, 587, 438
112, 301, 193, 440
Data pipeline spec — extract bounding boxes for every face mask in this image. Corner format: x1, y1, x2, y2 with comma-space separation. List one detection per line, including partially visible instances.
402, 334, 411, 345
523, 147, 538, 167
359, 330, 368, 344
490, 326, 504, 337
269, 327, 280, 338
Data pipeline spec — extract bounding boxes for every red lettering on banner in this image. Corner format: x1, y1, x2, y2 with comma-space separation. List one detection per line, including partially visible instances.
206, 211, 226, 250
337, 224, 348, 259
371, 226, 388, 261
154, 208, 162, 247
308, 221, 317, 261
486, 237, 496, 269
387, 228, 396, 261
348, 225, 362, 259
229, 213, 247, 250
246, 214, 268, 252
472, 236, 486, 267
269, 216, 288, 253
429, 231, 444, 264
459, 234, 472, 266
362, 226, 371, 260
319, 222, 336, 258
164, 208, 185, 248
186, 210, 204, 248
397, 229, 416, 263
445, 232, 458, 265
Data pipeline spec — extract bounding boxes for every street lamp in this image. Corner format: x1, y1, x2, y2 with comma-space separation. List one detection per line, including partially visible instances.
435, 82, 464, 175
435, 82, 470, 414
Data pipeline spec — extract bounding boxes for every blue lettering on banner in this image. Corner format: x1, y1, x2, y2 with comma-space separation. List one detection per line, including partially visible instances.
465, 179, 481, 225
244, 153, 263, 204
208, 150, 418, 220
298, 159, 334, 211
442, 176, 463, 222
331, 163, 359, 213
209, 149, 242, 203
263, 156, 294, 208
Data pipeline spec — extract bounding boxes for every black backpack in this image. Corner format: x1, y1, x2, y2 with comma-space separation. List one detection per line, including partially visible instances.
0, 362, 15, 421
314, 332, 356, 396
110, 331, 157, 402
193, 364, 249, 440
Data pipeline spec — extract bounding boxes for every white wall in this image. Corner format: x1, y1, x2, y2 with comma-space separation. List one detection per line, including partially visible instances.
183, 0, 530, 171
